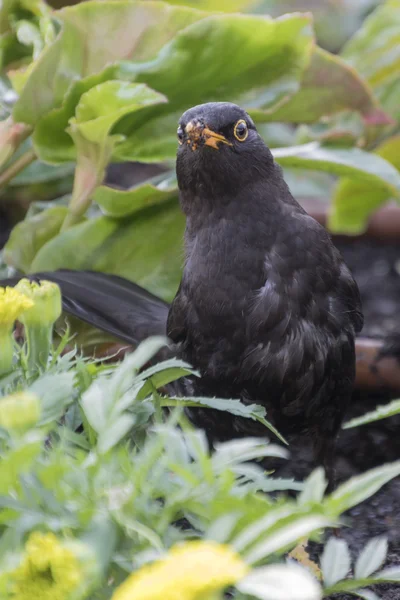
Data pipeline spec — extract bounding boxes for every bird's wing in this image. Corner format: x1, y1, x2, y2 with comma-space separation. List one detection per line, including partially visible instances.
1, 270, 170, 346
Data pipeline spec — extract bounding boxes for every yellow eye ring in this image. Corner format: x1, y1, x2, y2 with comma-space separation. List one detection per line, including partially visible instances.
233, 119, 248, 142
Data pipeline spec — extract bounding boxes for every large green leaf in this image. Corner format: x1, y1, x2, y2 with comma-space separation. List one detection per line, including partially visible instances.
342, 0, 400, 120
272, 142, 400, 198
64, 81, 166, 227
3, 206, 69, 272
13, 0, 204, 126
22, 1, 313, 163
252, 47, 389, 125
329, 135, 400, 234
94, 174, 177, 218
31, 201, 184, 301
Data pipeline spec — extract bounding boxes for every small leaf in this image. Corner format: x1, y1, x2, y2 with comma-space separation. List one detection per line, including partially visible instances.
298, 468, 327, 505
375, 566, 400, 582
355, 537, 388, 579
29, 372, 76, 424
344, 397, 400, 429
237, 563, 322, 600
326, 461, 400, 514
97, 414, 136, 454
206, 513, 241, 543
243, 515, 335, 564
320, 536, 351, 587
351, 590, 381, 600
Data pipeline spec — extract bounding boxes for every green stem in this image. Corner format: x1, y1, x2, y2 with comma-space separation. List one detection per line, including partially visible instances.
60, 210, 83, 231
0, 330, 14, 376
0, 149, 36, 190
25, 324, 52, 374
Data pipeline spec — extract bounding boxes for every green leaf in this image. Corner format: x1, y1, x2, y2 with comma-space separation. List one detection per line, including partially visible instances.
342, 0, 400, 119
9, 161, 75, 186
326, 460, 400, 514
161, 0, 257, 11
3, 206, 69, 273
65, 81, 166, 226
329, 136, 400, 234
272, 142, 400, 200
29, 372, 76, 424
343, 398, 400, 429
237, 564, 322, 600
320, 537, 351, 587
30, 201, 185, 301
355, 537, 388, 579
25, 1, 313, 164
0, 439, 42, 494
97, 414, 136, 454
164, 395, 287, 444
115, 11, 313, 161
253, 47, 389, 125
13, 0, 204, 126
94, 175, 177, 218
243, 514, 334, 564
298, 468, 327, 505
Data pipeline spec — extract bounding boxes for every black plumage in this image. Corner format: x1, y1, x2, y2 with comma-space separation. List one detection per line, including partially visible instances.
3, 102, 363, 487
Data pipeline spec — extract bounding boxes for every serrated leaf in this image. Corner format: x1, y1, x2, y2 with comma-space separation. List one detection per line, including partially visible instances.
320, 536, 351, 587
355, 537, 388, 579
343, 398, 400, 429
326, 461, 400, 514
237, 563, 322, 600
164, 395, 287, 444
206, 512, 241, 543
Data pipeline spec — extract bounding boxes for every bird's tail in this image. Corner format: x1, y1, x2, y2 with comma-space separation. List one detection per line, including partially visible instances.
1, 270, 170, 346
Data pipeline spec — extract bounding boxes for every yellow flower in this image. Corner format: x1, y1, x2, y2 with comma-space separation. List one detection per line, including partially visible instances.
0, 287, 33, 376
0, 287, 33, 329
15, 279, 62, 327
112, 541, 249, 600
0, 391, 40, 431
9, 532, 87, 600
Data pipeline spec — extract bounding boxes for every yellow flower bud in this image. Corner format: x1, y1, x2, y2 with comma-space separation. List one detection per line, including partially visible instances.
14, 279, 62, 373
0, 391, 40, 431
112, 541, 249, 600
15, 279, 62, 327
0, 287, 33, 376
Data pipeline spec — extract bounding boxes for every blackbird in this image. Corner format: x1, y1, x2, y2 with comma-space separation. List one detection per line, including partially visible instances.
2, 102, 363, 487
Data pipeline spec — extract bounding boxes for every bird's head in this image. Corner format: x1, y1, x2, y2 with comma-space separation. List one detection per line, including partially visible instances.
176, 102, 275, 206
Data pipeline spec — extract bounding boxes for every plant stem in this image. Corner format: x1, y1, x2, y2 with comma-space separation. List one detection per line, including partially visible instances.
25, 325, 51, 375
60, 210, 82, 231
0, 148, 36, 190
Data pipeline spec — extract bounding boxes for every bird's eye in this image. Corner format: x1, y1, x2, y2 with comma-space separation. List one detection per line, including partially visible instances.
177, 126, 184, 144
233, 119, 248, 142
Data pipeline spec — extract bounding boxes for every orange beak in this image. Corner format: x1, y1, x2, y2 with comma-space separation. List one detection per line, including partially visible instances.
185, 121, 232, 150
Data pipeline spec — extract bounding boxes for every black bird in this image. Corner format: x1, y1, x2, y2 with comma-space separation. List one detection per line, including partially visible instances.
2, 102, 363, 487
